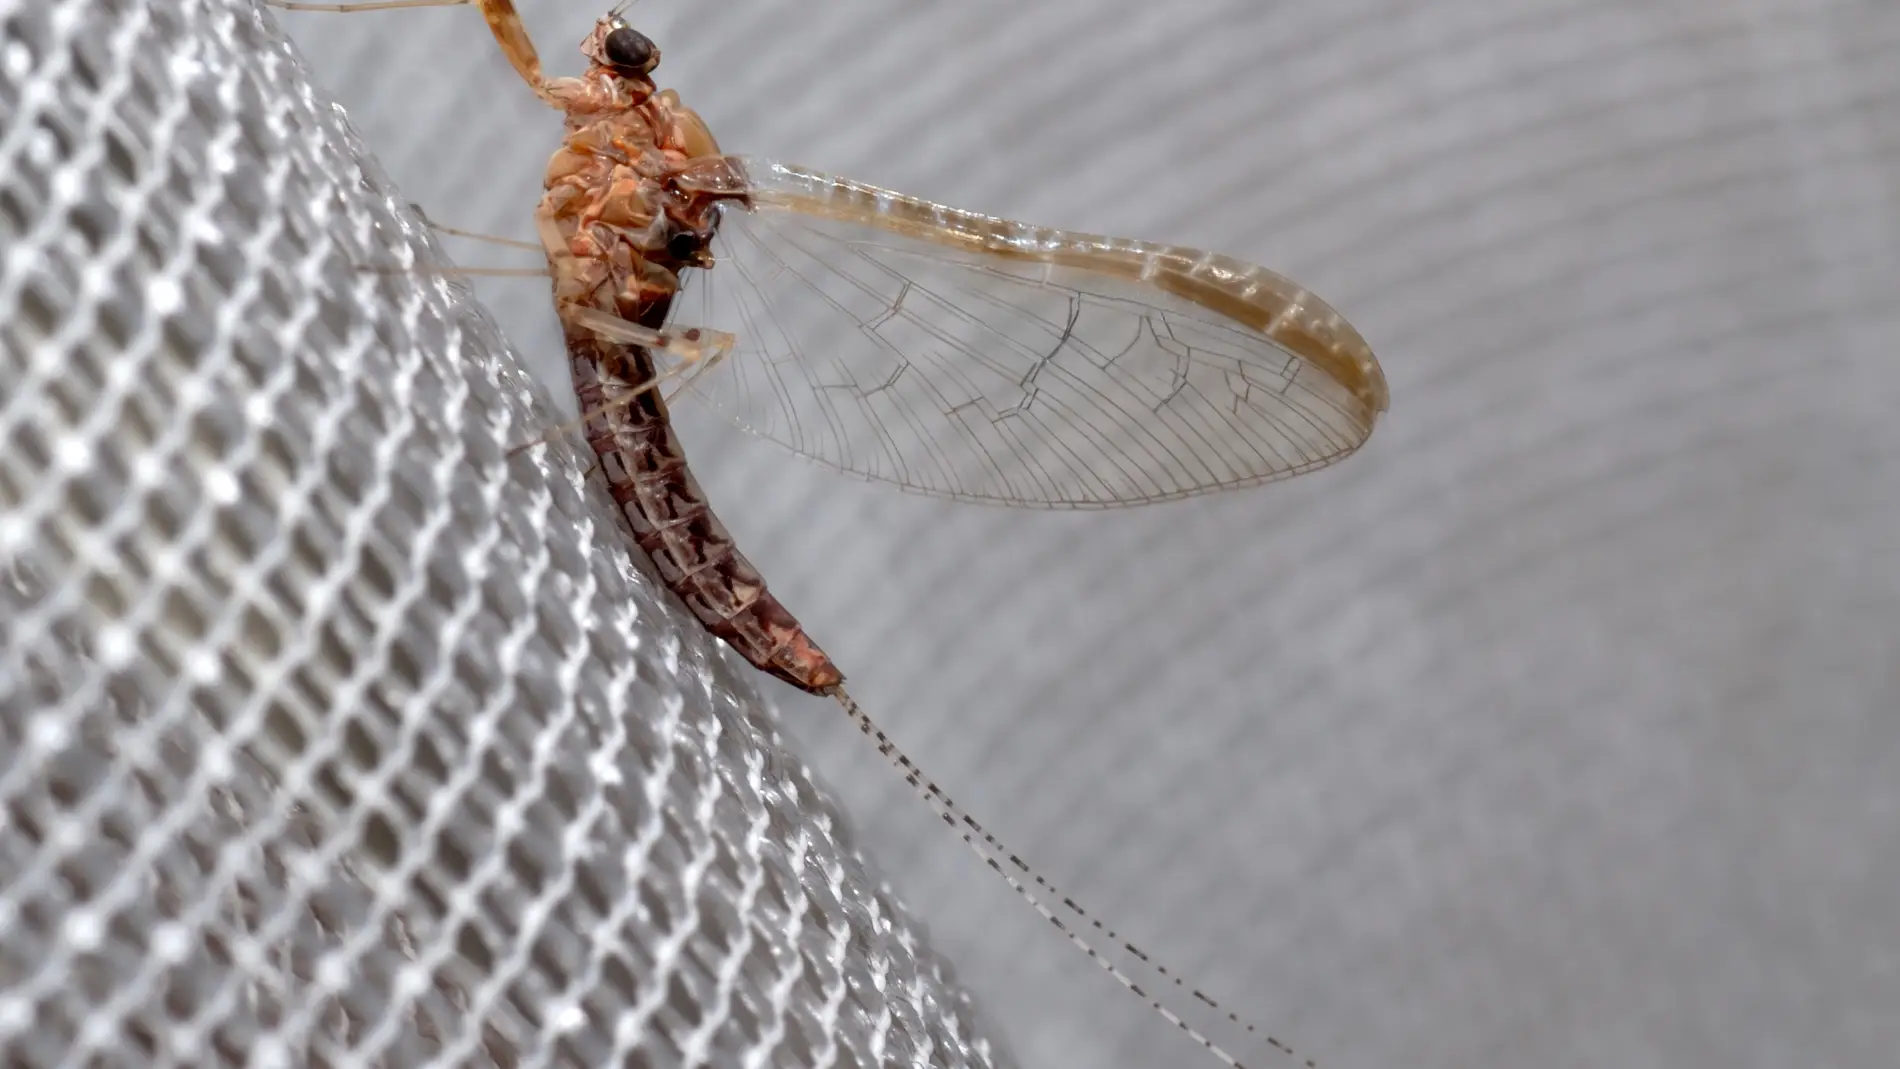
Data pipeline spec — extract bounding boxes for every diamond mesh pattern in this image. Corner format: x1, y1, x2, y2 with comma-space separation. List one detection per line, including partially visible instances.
0, 1, 1007, 1066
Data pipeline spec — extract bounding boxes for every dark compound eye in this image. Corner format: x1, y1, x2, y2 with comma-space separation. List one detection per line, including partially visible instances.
666, 226, 706, 260
602, 27, 657, 72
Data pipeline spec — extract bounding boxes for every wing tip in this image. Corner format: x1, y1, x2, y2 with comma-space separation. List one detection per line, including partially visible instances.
1291, 322, 1389, 430
1360, 347, 1392, 417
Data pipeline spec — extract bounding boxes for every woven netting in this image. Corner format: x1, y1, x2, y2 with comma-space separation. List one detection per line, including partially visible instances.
9, 0, 1900, 1067
0, 1, 1011, 1066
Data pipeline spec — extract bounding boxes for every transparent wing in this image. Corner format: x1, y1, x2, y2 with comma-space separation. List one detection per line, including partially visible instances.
665, 158, 1389, 509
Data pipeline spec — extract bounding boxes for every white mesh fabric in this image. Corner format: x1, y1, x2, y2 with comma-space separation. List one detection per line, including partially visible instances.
0, 1, 1010, 1066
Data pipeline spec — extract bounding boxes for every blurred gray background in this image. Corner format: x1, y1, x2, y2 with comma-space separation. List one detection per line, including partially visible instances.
275, 1, 1898, 1067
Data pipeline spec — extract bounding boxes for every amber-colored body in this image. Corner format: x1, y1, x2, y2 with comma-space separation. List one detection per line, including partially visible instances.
534, 21, 842, 692
267, 3, 1391, 1062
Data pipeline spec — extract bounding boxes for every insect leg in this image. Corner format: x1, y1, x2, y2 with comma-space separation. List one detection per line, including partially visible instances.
267, 1, 470, 13
565, 306, 735, 365
661, 336, 732, 404
600, 331, 734, 405
363, 265, 550, 279
269, 0, 551, 104
505, 329, 734, 460
411, 204, 541, 252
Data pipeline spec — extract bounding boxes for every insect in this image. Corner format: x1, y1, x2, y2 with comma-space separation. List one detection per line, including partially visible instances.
272, 1, 1389, 1065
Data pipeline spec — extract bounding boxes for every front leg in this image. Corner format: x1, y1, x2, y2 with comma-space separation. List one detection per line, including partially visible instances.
267, 0, 558, 106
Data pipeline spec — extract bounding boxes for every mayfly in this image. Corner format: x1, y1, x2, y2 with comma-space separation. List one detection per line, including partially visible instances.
272, 1, 1390, 1064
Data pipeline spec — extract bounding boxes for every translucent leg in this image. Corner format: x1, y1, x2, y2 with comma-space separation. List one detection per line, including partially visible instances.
564, 306, 735, 366
364, 264, 550, 279
266, 0, 468, 13
507, 329, 735, 458
661, 337, 730, 405
412, 205, 539, 253
360, 212, 548, 277
268, 0, 549, 101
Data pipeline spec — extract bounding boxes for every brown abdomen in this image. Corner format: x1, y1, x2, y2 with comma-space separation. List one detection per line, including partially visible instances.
567, 331, 843, 694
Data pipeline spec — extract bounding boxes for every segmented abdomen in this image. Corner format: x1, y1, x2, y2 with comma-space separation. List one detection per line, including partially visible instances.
567, 330, 843, 694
